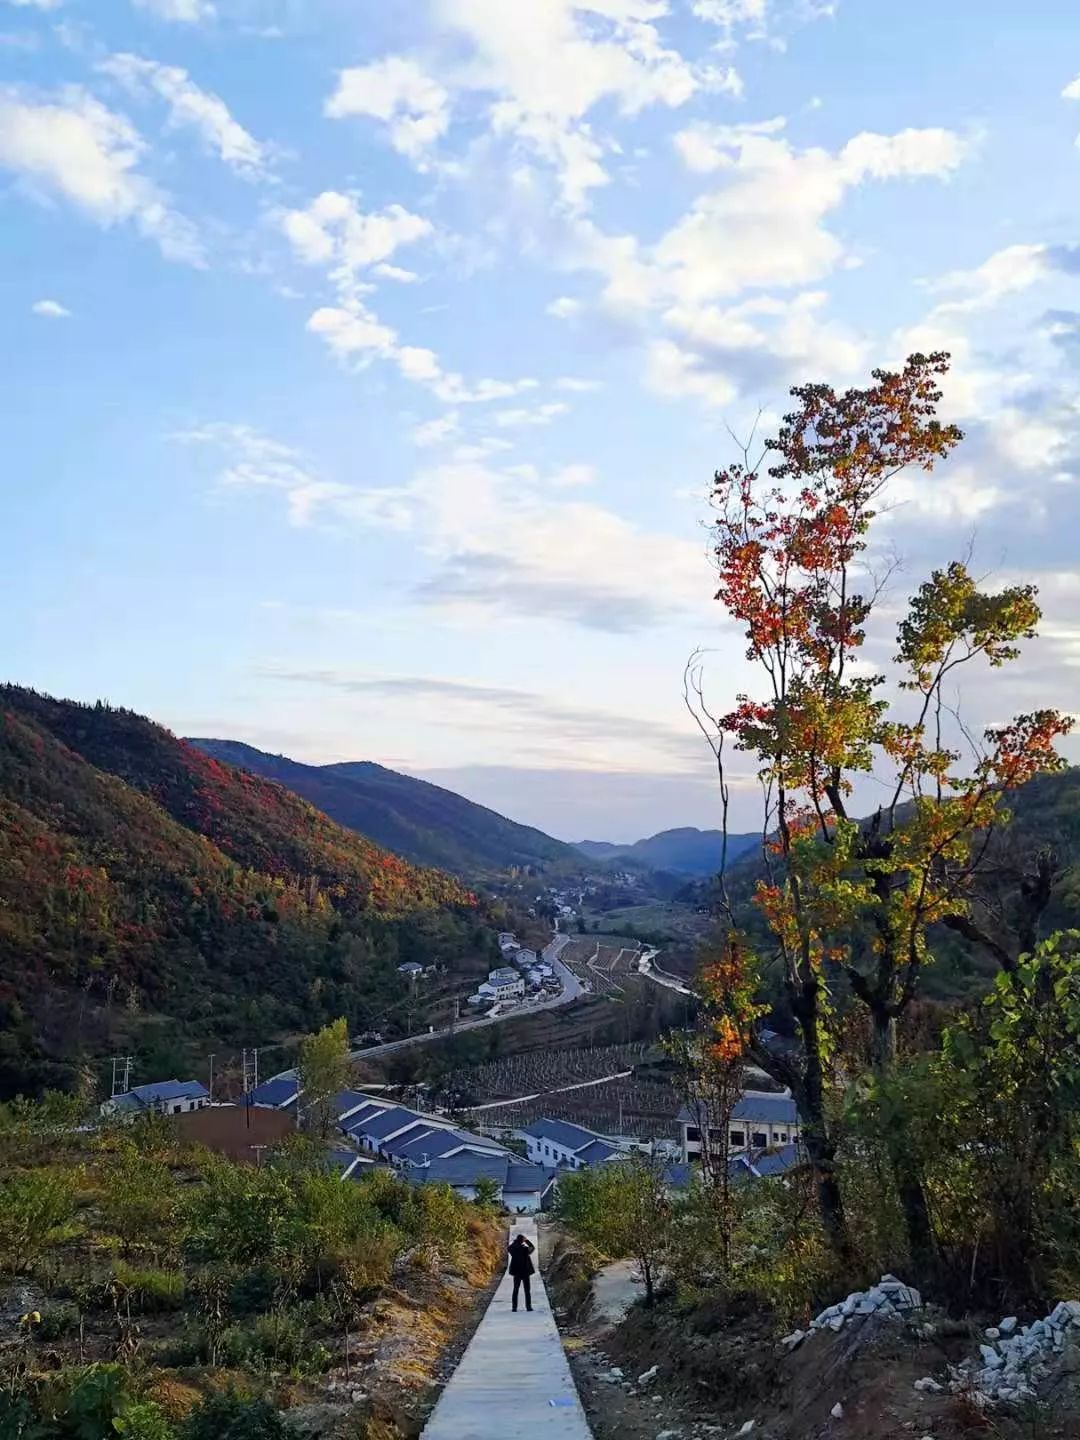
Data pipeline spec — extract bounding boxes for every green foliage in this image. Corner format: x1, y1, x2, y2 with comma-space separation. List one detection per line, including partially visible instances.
0, 1168, 80, 1272
111, 1263, 186, 1313
112, 1403, 175, 1440
35, 1304, 79, 1341
179, 1392, 287, 1440
472, 1177, 501, 1209
554, 1157, 670, 1303
99, 1147, 178, 1257
297, 1018, 351, 1138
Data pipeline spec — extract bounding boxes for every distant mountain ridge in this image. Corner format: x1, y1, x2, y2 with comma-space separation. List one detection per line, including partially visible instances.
187, 739, 579, 877
575, 826, 759, 876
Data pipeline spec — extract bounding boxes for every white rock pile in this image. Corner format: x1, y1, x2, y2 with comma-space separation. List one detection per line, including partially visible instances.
780, 1275, 922, 1350
945, 1300, 1080, 1406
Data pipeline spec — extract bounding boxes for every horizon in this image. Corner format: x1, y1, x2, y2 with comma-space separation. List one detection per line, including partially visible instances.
6, 0, 1080, 838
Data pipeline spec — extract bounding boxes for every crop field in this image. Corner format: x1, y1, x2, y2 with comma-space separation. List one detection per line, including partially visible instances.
586, 900, 712, 943
451, 1040, 655, 1102
466, 1076, 681, 1142
558, 938, 644, 994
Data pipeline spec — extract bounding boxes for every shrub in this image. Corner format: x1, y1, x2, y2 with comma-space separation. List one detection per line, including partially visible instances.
111, 1263, 186, 1313
99, 1145, 178, 1257
180, 1392, 288, 1440
113, 1401, 176, 1440
36, 1303, 79, 1341
0, 1169, 80, 1273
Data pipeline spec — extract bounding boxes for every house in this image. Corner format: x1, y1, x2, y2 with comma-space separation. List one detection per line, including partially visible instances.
497, 932, 517, 947
247, 1076, 299, 1110
398, 962, 424, 977
666, 1143, 803, 1191
409, 1152, 557, 1212
513, 949, 538, 968
677, 1091, 801, 1164
518, 1117, 629, 1171
101, 1079, 210, 1119
487, 967, 525, 1000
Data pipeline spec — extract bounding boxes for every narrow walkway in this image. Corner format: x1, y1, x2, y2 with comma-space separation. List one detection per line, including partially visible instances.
422, 1217, 592, 1439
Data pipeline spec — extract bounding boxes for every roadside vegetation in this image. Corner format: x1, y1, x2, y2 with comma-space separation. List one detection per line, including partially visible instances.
0, 1095, 500, 1438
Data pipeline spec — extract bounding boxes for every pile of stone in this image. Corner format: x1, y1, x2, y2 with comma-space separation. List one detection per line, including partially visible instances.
942, 1300, 1080, 1406
779, 1275, 922, 1351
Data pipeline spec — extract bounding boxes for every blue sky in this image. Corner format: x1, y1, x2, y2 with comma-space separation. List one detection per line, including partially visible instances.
4, 0, 1080, 841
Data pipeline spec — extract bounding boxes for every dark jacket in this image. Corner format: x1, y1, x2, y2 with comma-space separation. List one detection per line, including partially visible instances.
507, 1236, 535, 1277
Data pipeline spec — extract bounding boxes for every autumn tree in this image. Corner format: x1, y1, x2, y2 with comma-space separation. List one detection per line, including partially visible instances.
691, 353, 1071, 1280
297, 1017, 352, 1140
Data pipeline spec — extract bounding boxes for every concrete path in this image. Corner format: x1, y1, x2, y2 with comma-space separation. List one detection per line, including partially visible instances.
422, 1217, 592, 1440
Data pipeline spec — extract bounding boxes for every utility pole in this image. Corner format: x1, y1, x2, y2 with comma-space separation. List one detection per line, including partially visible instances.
242, 1048, 259, 1094
207, 1053, 215, 1104
110, 1056, 134, 1099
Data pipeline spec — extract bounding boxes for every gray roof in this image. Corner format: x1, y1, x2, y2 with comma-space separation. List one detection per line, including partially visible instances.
506, 1164, 554, 1194
677, 1092, 799, 1127
748, 1143, 802, 1178
521, 1117, 610, 1152
574, 1138, 622, 1165
114, 1079, 209, 1108
421, 1153, 510, 1186
389, 1128, 464, 1162
331, 1090, 381, 1119
353, 1106, 430, 1142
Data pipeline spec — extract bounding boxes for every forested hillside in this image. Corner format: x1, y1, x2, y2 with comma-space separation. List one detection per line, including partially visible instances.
576, 826, 759, 875
0, 688, 495, 1099
188, 739, 578, 876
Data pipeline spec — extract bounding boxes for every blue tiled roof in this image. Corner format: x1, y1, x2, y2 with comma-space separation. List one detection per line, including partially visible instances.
381, 1126, 448, 1160
749, 1143, 802, 1177
420, 1153, 509, 1186
247, 1077, 298, 1109
331, 1090, 380, 1120
521, 1117, 609, 1152
664, 1163, 693, 1191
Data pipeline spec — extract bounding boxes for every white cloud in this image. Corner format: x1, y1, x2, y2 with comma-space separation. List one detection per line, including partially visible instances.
31, 297, 70, 317
4, 0, 62, 8
306, 300, 539, 404
98, 53, 269, 178
413, 412, 460, 447
280, 191, 432, 300
556, 376, 602, 392
0, 86, 204, 264
131, 0, 216, 21
1063, 68, 1080, 144
325, 57, 450, 165
655, 124, 969, 305
930, 243, 1059, 315
547, 295, 582, 318
373, 262, 420, 283
493, 402, 570, 428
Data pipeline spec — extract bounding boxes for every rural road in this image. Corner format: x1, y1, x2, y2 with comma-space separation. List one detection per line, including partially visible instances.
345, 934, 581, 1063
637, 946, 696, 997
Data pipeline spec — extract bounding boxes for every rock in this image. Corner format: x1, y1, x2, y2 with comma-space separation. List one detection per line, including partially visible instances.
999, 1317, 1018, 1335
737, 1424, 755, 1437
638, 1365, 660, 1387
841, 1295, 859, 1317
827, 1314, 845, 1332
656, 1431, 681, 1439
780, 1329, 805, 1351
979, 1345, 1003, 1369
830, 1402, 844, 1419
984, 1327, 1000, 1340
913, 1377, 943, 1394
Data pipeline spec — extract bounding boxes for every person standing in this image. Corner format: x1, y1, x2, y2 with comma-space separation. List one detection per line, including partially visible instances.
507, 1232, 535, 1312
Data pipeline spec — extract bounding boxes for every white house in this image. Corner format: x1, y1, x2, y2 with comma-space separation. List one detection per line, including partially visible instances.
101, 1079, 210, 1119
677, 1091, 801, 1164
487, 967, 525, 1000
518, 1117, 627, 1171
514, 949, 539, 968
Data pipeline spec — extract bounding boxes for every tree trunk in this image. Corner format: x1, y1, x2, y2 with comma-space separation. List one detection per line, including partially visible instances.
792, 981, 853, 1265
871, 1006, 937, 1292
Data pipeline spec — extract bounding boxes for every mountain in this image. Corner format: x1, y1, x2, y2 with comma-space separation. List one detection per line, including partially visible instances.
575, 827, 760, 877
0, 687, 494, 1098
186, 739, 579, 877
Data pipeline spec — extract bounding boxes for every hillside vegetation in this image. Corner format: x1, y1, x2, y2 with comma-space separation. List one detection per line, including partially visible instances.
188, 739, 578, 877
0, 687, 494, 1098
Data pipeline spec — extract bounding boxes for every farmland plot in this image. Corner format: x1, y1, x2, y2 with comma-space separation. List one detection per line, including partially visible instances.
558, 938, 644, 995
450, 1040, 655, 1102
465, 1075, 681, 1141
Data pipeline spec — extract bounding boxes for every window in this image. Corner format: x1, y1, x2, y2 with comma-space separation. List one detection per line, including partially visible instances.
779, 1132, 788, 1143
172, 1104, 181, 1114
686, 1126, 701, 1143
729, 1129, 745, 1147
752, 1131, 768, 1148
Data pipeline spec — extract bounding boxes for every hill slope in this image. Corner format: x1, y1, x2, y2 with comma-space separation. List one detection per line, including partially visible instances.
0, 687, 493, 1098
187, 739, 578, 876
576, 827, 760, 876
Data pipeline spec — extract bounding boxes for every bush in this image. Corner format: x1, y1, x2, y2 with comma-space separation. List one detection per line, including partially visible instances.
36, 1302, 79, 1341
112, 1263, 186, 1313
0, 1168, 80, 1272
180, 1392, 288, 1440
113, 1401, 176, 1440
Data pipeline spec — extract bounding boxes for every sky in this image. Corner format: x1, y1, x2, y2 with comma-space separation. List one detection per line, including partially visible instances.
3, 0, 1080, 843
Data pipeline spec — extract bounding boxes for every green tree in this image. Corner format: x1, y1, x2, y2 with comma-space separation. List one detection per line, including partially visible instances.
473, 1176, 501, 1209
692, 352, 1071, 1280
554, 1156, 670, 1305
297, 1017, 351, 1140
